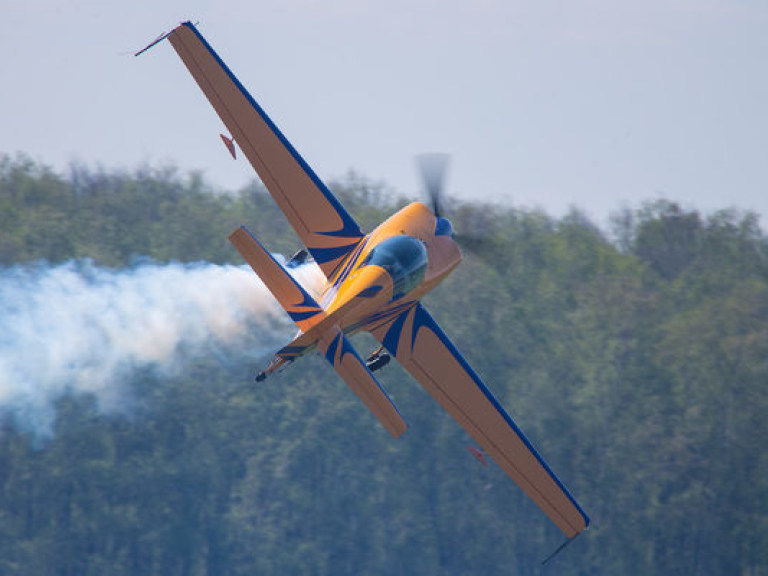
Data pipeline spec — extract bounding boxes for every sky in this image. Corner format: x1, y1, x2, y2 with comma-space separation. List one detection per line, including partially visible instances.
2, 0, 767, 226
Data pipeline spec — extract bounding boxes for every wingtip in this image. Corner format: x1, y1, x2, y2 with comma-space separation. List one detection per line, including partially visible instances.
135, 20, 203, 57
134, 29, 173, 57
541, 530, 586, 566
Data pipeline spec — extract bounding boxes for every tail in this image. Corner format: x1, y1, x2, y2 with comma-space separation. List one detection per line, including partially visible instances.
229, 226, 407, 438
230, 226, 326, 333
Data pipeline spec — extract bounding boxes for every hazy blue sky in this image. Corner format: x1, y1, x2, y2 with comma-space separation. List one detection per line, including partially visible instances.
2, 0, 766, 224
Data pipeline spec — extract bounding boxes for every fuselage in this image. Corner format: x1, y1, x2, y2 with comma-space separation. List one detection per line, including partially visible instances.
319, 202, 462, 334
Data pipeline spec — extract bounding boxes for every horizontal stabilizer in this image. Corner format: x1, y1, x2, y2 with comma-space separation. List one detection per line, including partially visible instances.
229, 226, 326, 333
318, 326, 407, 438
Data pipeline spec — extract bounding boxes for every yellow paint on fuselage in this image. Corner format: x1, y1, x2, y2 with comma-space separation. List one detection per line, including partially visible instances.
320, 202, 462, 332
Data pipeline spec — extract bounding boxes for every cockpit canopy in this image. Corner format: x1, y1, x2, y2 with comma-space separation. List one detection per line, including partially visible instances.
362, 235, 428, 299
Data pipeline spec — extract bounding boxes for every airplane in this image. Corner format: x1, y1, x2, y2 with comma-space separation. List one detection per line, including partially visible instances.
139, 21, 590, 541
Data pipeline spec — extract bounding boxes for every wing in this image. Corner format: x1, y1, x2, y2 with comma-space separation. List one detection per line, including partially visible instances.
368, 303, 590, 538
167, 22, 364, 278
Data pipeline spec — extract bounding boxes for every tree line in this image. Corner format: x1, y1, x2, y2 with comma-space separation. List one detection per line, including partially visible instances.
1, 154, 767, 575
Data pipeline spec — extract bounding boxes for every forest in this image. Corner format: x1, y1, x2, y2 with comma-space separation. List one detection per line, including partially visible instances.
1, 153, 767, 575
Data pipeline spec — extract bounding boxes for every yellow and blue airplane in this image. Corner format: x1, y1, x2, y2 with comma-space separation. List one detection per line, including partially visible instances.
142, 22, 589, 540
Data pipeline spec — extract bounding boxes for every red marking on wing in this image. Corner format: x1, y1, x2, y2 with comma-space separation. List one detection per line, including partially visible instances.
466, 445, 489, 467
220, 133, 237, 159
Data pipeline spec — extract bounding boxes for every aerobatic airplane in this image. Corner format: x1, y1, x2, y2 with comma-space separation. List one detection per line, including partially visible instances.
139, 22, 589, 541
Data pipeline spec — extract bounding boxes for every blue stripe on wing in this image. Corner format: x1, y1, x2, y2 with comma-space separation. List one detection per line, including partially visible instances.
324, 333, 342, 364
287, 309, 322, 322
310, 242, 361, 265
382, 307, 412, 355
349, 300, 416, 335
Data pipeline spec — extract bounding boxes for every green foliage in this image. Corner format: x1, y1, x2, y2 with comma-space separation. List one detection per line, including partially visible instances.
2, 155, 768, 574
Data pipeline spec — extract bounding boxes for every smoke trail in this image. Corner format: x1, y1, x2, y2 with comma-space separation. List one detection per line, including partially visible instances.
0, 259, 325, 437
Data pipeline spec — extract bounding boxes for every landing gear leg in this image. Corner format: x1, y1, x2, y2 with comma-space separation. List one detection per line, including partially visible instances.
365, 345, 391, 372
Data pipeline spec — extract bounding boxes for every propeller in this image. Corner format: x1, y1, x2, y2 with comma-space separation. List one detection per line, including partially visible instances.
415, 153, 496, 262
416, 153, 451, 218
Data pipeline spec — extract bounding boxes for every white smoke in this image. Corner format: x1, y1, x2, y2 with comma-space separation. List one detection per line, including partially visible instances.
0, 259, 326, 437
